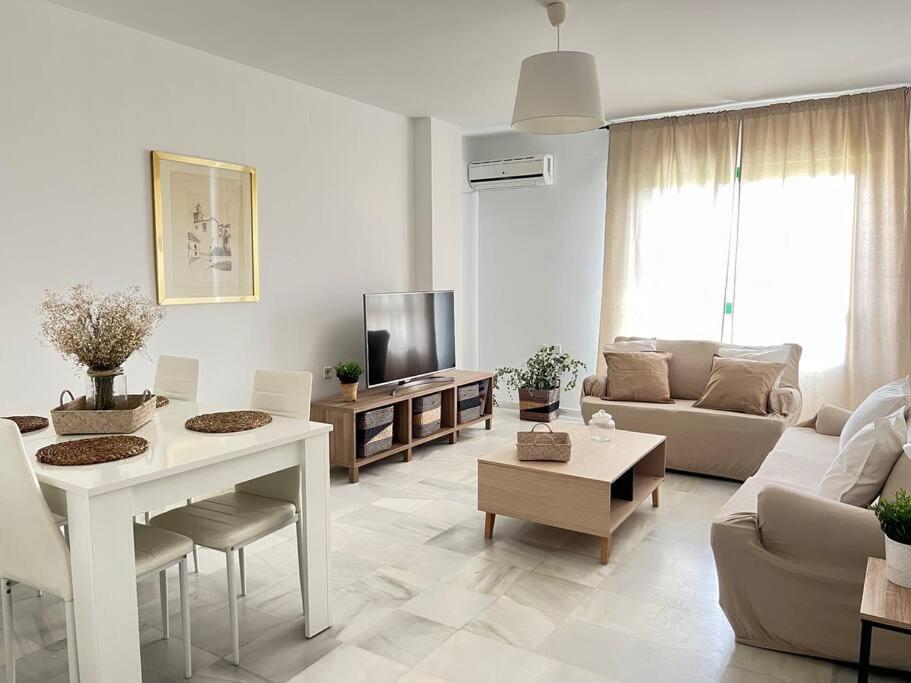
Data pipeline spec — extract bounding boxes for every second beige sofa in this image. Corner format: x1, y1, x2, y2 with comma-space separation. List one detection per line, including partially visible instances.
581, 338, 802, 481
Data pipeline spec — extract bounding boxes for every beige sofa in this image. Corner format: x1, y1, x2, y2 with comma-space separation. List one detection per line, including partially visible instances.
581, 338, 803, 481
711, 408, 911, 668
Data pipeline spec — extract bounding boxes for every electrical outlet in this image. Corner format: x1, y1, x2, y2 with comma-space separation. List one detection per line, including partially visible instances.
322, 366, 334, 380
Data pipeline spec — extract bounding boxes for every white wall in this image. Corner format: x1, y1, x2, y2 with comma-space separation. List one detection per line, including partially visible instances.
0, 0, 416, 407
464, 130, 608, 411
412, 117, 476, 367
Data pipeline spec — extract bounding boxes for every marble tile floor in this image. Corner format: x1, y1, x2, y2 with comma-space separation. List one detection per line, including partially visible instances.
1, 411, 906, 682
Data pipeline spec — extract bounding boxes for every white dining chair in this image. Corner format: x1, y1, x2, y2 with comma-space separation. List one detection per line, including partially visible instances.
0, 420, 197, 681
152, 355, 202, 573
153, 355, 200, 403
150, 369, 312, 666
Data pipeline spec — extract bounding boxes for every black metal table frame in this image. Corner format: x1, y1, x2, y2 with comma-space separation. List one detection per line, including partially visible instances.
858, 618, 911, 682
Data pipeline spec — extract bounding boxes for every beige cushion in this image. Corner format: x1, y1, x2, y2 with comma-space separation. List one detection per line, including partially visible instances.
818, 408, 906, 507
603, 352, 673, 404
150, 491, 296, 550
133, 523, 194, 576
581, 397, 787, 481
881, 447, 911, 501
694, 357, 785, 416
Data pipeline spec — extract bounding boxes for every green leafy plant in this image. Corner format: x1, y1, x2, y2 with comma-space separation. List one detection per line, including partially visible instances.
494, 345, 586, 399
334, 361, 363, 385
871, 489, 911, 545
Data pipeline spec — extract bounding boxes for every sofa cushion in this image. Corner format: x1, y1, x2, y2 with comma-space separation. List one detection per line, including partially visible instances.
694, 357, 785, 416
818, 408, 906, 507
840, 376, 911, 450
581, 396, 788, 480
616, 337, 720, 399
718, 344, 790, 387
603, 351, 674, 404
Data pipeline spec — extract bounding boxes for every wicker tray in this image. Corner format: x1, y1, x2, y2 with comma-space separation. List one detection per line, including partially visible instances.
185, 410, 272, 433
3, 415, 49, 434
36, 435, 148, 466
516, 424, 572, 462
51, 390, 156, 435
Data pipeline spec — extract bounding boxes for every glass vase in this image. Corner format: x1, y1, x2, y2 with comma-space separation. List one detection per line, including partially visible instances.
86, 367, 127, 410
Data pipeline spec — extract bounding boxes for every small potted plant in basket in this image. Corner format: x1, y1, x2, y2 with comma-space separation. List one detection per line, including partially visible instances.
871, 488, 911, 587
335, 361, 364, 402
40, 283, 164, 411
494, 345, 585, 422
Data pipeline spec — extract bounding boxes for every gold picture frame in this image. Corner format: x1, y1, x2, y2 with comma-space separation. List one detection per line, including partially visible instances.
151, 151, 259, 305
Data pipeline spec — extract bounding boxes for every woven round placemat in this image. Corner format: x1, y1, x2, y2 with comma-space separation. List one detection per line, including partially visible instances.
156, 395, 170, 408
185, 410, 272, 433
36, 435, 148, 466
3, 415, 49, 434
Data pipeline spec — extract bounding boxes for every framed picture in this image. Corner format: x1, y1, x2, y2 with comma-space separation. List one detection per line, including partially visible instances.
151, 151, 259, 305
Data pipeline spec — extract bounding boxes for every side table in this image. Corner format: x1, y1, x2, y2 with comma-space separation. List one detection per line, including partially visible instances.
858, 557, 911, 682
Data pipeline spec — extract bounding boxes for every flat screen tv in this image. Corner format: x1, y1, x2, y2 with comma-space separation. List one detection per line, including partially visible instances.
364, 290, 456, 389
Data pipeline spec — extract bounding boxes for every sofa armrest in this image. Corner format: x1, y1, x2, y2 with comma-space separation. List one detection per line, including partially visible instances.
757, 484, 883, 583
582, 374, 607, 398
769, 386, 802, 424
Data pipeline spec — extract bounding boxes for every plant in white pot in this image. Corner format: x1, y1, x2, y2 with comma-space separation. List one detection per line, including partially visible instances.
494, 345, 585, 422
335, 361, 363, 402
871, 488, 911, 587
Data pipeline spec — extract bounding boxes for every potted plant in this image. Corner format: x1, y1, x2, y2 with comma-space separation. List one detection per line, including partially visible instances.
494, 345, 585, 422
335, 361, 363, 402
39, 283, 164, 410
871, 488, 911, 587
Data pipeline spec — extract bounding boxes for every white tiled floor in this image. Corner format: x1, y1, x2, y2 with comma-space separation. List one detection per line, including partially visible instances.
1, 411, 907, 682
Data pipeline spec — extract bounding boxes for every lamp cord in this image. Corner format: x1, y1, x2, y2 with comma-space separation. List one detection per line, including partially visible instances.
556, 25, 560, 51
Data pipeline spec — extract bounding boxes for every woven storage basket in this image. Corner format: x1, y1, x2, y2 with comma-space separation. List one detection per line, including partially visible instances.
519, 387, 560, 423
516, 423, 572, 462
477, 378, 490, 414
356, 405, 394, 458
412, 392, 442, 438
51, 390, 156, 435
457, 383, 482, 424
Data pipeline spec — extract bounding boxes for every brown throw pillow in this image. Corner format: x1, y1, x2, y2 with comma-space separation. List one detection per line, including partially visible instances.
693, 356, 785, 416
603, 352, 674, 404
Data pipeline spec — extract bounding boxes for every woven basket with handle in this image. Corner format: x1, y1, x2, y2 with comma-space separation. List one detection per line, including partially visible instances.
50, 390, 156, 435
516, 423, 572, 462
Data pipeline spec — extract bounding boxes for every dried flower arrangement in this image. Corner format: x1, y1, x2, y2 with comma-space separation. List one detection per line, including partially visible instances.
39, 283, 165, 409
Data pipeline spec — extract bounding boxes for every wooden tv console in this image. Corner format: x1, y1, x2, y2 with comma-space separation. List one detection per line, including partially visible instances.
311, 369, 494, 483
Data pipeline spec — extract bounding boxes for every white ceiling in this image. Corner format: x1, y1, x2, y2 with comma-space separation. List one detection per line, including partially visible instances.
47, 0, 911, 134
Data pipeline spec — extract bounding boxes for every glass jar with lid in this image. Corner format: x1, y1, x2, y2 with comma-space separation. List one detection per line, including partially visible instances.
588, 409, 615, 442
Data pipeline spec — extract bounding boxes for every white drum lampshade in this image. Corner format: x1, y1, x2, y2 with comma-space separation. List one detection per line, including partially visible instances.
512, 50, 603, 134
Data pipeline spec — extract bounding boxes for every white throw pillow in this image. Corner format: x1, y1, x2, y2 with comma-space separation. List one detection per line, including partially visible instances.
717, 344, 790, 387
818, 407, 906, 507
840, 376, 911, 450
602, 338, 657, 353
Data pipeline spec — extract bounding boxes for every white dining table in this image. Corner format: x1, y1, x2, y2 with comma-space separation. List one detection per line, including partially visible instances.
12, 400, 333, 682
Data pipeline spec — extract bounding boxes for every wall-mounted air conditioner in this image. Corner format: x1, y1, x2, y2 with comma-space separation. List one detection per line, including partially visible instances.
467, 154, 554, 190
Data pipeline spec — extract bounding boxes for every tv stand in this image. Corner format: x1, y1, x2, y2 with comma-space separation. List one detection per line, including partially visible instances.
390, 375, 451, 396
311, 369, 494, 483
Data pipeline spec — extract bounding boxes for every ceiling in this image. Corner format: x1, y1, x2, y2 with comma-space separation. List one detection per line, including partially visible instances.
48, 0, 911, 134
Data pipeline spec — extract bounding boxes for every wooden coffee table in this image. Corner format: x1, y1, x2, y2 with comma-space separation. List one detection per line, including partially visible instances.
477, 423, 665, 564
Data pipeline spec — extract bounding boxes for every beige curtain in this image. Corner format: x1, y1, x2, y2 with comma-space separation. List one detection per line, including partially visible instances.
598, 111, 740, 371
734, 89, 911, 412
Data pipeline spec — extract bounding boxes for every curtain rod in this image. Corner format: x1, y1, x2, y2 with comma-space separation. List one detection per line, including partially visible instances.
597, 83, 911, 131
